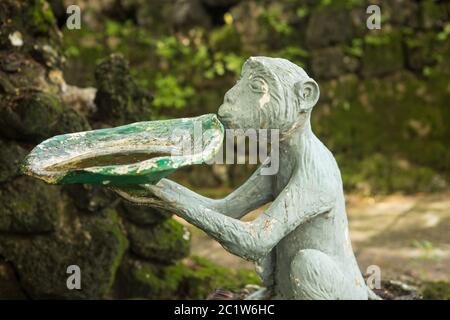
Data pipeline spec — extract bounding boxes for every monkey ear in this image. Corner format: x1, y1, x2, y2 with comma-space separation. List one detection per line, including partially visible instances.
294, 79, 320, 110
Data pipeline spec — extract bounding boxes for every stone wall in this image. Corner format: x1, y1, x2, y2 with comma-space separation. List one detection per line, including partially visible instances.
297, 0, 450, 194
0, 0, 190, 299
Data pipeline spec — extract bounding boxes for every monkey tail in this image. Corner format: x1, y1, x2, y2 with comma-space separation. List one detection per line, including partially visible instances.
367, 286, 382, 300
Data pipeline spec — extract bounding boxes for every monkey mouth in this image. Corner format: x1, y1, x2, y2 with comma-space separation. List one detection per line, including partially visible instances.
217, 114, 232, 129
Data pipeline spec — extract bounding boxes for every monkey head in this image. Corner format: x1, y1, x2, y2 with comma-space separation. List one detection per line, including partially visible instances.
218, 57, 320, 134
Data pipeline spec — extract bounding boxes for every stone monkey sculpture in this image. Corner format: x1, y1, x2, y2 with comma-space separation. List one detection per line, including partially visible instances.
114, 57, 379, 300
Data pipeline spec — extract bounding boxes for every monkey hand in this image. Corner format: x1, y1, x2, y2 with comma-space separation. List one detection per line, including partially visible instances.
110, 179, 196, 213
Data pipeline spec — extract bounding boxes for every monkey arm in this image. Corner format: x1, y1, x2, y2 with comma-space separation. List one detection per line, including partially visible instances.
128, 161, 274, 219
135, 178, 336, 261
211, 161, 274, 218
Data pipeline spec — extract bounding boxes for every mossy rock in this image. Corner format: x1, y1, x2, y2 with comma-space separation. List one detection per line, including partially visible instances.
125, 219, 190, 264
115, 255, 262, 300
118, 201, 172, 225
93, 54, 152, 126
114, 255, 185, 299
64, 184, 116, 213
25, 0, 58, 37
311, 46, 358, 79
0, 208, 128, 299
178, 256, 262, 300
0, 92, 90, 143
0, 138, 27, 183
57, 108, 92, 137
0, 0, 62, 66
0, 52, 54, 92
306, 7, 353, 49
0, 259, 27, 299
421, 281, 450, 300
315, 71, 450, 193
0, 176, 60, 233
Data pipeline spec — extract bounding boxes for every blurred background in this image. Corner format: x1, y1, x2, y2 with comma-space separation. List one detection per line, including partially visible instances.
0, 0, 449, 299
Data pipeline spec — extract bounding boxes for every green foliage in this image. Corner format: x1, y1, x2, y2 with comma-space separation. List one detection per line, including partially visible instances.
412, 240, 436, 260
437, 23, 450, 41
318, 0, 364, 9
274, 46, 309, 67
345, 38, 363, 57
153, 75, 195, 109
296, 6, 309, 18
259, 4, 293, 36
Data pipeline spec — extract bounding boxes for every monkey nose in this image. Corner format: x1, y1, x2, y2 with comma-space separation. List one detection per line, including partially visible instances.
217, 108, 233, 127
218, 106, 231, 118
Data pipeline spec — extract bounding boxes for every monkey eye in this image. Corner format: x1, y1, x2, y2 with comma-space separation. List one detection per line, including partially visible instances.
249, 77, 268, 93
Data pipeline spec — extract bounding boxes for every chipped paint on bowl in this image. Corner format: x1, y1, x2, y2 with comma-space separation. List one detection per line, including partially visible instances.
21, 114, 224, 185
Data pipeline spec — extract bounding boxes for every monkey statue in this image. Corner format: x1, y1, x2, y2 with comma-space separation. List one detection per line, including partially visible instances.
114, 57, 380, 300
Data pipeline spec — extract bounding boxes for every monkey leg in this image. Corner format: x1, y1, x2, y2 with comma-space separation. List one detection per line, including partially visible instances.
289, 249, 368, 300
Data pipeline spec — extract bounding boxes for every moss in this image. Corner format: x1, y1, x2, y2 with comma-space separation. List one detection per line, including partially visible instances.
116, 255, 261, 300
125, 219, 190, 264
0, 176, 60, 233
0, 92, 60, 141
56, 108, 91, 135
0, 206, 128, 299
27, 0, 57, 36
421, 281, 450, 300
103, 209, 129, 292
0, 139, 27, 183
0, 0, 61, 62
316, 71, 450, 194
0, 91, 90, 142
134, 262, 184, 297
178, 256, 262, 299
93, 54, 152, 126
115, 256, 185, 299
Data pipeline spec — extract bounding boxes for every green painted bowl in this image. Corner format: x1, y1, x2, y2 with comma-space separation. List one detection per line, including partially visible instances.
21, 114, 224, 185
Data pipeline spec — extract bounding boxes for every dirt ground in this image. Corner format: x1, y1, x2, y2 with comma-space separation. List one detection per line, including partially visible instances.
178, 191, 450, 283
